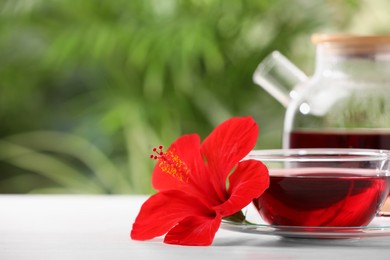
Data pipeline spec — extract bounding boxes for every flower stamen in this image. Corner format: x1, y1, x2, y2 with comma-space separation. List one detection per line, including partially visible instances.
150, 146, 190, 183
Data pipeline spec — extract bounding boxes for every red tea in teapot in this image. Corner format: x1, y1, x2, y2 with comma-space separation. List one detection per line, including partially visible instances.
287, 130, 390, 150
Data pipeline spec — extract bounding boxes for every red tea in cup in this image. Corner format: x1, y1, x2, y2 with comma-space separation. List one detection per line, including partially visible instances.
245, 149, 390, 227
252, 168, 390, 227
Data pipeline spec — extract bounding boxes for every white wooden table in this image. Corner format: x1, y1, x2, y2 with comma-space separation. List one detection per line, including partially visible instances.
1, 195, 390, 259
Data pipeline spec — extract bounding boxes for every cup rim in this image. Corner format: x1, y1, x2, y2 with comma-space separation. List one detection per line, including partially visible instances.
244, 148, 390, 162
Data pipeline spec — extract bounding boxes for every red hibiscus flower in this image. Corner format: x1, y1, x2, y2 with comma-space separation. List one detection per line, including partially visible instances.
130, 116, 269, 246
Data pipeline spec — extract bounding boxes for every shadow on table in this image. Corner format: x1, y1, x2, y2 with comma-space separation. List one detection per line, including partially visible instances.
213, 236, 390, 249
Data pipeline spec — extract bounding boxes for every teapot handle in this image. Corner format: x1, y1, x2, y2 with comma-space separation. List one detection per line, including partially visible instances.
253, 51, 308, 108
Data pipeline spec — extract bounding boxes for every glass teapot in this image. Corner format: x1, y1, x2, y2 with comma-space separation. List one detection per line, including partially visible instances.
253, 34, 390, 149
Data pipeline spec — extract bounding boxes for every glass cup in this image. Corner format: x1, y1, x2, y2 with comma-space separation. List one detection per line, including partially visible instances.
244, 149, 390, 227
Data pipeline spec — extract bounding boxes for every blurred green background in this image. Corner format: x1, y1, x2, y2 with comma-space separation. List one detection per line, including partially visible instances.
0, 0, 389, 194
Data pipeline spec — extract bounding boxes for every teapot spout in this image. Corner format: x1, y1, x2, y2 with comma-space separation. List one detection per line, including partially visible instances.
253, 51, 308, 108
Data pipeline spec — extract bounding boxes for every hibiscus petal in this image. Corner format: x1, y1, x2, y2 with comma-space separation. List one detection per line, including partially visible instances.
152, 134, 219, 206
131, 190, 213, 241
201, 117, 259, 199
164, 215, 222, 246
214, 159, 269, 217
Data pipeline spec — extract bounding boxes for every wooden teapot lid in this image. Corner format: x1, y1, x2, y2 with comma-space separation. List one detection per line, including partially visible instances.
311, 34, 390, 55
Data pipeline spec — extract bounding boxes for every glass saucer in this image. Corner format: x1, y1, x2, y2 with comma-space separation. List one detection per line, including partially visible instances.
220, 207, 390, 239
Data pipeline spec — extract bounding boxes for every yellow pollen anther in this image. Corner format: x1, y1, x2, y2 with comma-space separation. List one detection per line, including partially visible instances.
150, 146, 190, 183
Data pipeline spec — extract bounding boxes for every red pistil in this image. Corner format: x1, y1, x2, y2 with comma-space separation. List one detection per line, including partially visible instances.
150, 146, 190, 183
150, 145, 164, 160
